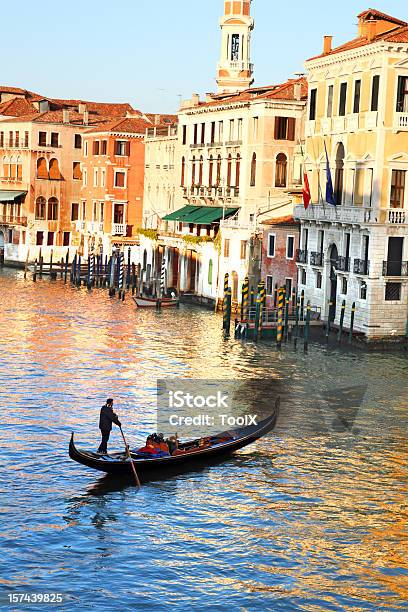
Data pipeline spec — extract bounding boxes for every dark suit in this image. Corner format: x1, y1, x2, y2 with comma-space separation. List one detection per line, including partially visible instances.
98, 404, 121, 453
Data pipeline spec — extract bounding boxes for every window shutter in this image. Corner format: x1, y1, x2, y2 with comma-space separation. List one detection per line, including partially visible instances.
287, 118, 296, 141
396, 76, 405, 112
125, 141, 130, 156
274, 117, 280, 140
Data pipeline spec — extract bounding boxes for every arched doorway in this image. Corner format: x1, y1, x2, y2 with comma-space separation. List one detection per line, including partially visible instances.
0, 231, 4, 266
328, 244, 338, 321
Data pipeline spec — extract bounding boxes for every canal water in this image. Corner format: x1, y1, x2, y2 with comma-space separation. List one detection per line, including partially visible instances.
0, 268, 407, 611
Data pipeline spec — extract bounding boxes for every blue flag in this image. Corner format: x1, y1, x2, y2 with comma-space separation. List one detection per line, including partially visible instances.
324, 142, 337, 206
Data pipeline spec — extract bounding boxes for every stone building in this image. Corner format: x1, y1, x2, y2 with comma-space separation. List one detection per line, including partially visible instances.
294, 8, 408, 340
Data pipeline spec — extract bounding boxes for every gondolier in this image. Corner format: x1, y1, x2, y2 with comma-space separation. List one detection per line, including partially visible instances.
98, 398, 121, 454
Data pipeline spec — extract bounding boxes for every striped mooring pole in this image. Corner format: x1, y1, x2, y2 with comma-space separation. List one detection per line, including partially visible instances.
258, 280, 265, 338
241, 276, 249, 320
118, 252, 125, 300
284, 294, 290, 342
126, 248, 131, 290
160, 253, 166, 298
223, 287, 232, 335
276, 287, 285, 349
293, 296, 300, 350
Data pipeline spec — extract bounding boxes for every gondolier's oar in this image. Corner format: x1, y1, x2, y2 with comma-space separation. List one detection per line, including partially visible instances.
119, 427, 141, 488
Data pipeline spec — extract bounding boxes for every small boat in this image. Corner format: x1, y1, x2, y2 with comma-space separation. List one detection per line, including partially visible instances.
133, 296, 179, 308
69, 400, 279, 482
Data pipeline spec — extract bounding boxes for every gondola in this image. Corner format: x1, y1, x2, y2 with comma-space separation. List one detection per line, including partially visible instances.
133, 296, 179, 308
69, 399, 279, 482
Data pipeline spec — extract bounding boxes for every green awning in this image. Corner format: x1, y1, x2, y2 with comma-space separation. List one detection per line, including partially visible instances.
163, 205, 239, 225
0, 190, 27, 202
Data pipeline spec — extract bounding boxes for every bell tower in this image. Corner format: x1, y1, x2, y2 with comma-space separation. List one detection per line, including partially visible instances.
216, 0, 254, 93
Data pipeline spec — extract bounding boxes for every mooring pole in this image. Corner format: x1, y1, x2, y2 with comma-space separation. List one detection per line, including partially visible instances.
77, 255, 81, 286
300, 289, 305, 321
338, 299, 346, 343
223, 287, 232, 336
349, 302, 356, 344
326, 299, 332, 342
276, 287, 284, 350
293, 296, 300, 350
284, 294, 290, 342
304, 301, 311, 353
253, 294, 261, 342
64, 252, 69, 283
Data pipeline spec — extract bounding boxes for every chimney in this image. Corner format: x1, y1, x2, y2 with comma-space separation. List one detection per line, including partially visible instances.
62, 109, 70, 124
191, 93, 200, 106
154, 114, 161, 125
366, 20, 377, 41
293, 82, 302, 100
323, 35, 333, 54
78, 102, 86, 114
83, 110, 89, 125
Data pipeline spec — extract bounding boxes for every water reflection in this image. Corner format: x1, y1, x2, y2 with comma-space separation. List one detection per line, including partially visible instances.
0, 269, 407, 610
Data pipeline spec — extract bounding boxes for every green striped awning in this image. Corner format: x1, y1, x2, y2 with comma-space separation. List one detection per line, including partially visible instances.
163, 205, 239, 225
0, 190, 27, 202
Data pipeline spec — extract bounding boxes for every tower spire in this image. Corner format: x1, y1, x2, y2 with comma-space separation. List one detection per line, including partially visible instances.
216, 0, 254, 93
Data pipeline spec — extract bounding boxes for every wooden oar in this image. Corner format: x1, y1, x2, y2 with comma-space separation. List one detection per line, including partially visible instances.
120, 427, 141, 488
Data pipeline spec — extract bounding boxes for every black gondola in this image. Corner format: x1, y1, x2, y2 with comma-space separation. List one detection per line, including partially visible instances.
69, 399, 279, 482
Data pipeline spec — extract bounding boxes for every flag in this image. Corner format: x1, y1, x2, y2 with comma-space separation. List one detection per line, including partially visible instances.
324, 142, 337, 206
302, 171, 311, 209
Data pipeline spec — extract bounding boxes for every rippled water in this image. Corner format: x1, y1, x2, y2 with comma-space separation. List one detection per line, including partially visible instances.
0, 269, 407, 611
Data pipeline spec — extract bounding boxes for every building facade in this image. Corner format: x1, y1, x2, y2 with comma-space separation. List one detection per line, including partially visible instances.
294, 8, 408, 339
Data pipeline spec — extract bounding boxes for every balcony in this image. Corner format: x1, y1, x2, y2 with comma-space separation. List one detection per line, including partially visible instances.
382, 260, 408, 277
333, 117, 346, 133
226, 140, 242, 146
337, 256, 351, 272
394, 113, 408, 131
347, 114, 359, 132
112, 223, 126, 236
296, 249, 308, 264
305, 121, 315, 137
294, 205, 371, 225
1, 140, 29, 149
206, 142, 223, 148
75, 220, 85, 231
365, 111, 378, 130
310, 251, 324, 266
353, 259, 370, 275
320, 118, 332, 135
386, 208, 407, 224
0, 215, 27, 226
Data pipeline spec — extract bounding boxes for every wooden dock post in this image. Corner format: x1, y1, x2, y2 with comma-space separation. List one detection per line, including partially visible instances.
126, 248, 131, 290
131, 263, 136, 295
64, 252, 69, 283
76, 255, 82, 286
304, 301, 311, 353
223, 287, 232, 336
109, 255, 115, 296
253, 295, 261, 342
325, 300, 332, 342
24, 249, 29, 279
33, 259, 37, 282
293, 296, 300, 350
49, 249, 53, 279
338, 299, 346, 343
348, 302, 356, 343
39, 249, 43, 277
276, 287, 284, 349
300, 289, 305, 321
273, 283, 278, 309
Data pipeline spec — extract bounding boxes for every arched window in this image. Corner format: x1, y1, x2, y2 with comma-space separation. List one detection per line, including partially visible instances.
47, 197, 59, 221
275, 153, 288, 187
199, 155, 203, 185
208, 155, 214, 187
208, 259, 213, 286
181, 156, 185, 187
334, 143, 345, 205
216, 154, 222, 186
9, 155, 17, 179
250, 152, 256, 186
37, 157, 48, 179
235, 153, 241, 188
49, 158, 61, 180
16, 156, 22, 180
227, 153, 232, 187
3, 156, 10, 178
191, 156, 196, 186
35, 196, 46, 220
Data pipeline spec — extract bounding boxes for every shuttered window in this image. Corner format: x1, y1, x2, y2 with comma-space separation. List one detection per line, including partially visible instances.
309, 88, 317, 120
353, 80, 361, 113
371, 75, 380, 111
